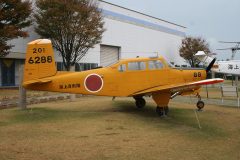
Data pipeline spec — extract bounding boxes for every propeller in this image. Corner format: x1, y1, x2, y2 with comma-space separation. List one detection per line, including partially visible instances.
206, 58, 216, 73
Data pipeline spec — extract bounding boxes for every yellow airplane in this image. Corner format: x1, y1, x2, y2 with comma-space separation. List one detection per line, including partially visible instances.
23, 39, 224, 116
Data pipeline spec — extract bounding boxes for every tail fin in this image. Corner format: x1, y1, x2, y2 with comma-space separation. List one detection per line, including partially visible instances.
23, 39, 57, 83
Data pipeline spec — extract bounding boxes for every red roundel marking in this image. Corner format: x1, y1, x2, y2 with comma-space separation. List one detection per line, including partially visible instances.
85, 74, 103, 92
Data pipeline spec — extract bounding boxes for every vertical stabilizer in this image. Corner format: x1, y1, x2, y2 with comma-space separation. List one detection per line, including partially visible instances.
23, 39, 56, 82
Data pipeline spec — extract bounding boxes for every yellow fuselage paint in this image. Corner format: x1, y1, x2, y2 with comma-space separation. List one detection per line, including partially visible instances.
23, 57, 206, 97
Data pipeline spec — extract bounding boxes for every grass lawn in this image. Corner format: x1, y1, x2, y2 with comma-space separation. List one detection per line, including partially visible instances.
1, 96, 240, 160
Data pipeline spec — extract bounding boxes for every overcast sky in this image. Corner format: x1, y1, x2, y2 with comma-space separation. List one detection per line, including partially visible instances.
104, 0, 240, 60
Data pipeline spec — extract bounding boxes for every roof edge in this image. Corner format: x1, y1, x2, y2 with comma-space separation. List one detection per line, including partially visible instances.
99, 0, 186, 29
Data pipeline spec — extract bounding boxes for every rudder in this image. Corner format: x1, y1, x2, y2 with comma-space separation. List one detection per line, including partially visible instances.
23, 39, 57, 83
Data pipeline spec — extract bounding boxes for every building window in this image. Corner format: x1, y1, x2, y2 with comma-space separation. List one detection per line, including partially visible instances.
148, 60, 163, 70
91, 63, 98, 69
75, 63, 81, 71
1, 59, 15, 86
56, 62, 64, 71
83, 63, 91, 70
118, 64, 126, 72
76, 63, 98, 71
56, 62, 98, 71
128, 62, 146, 71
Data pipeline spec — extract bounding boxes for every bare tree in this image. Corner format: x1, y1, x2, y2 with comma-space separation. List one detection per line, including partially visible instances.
34, 0, 105, 71
0, 0, 32, 57
179, 37, 210, 67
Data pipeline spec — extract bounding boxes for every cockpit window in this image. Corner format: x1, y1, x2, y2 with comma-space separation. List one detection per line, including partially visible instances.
128, 62, 146, 71
118, 64, 126, 72
148, 60, 163, 70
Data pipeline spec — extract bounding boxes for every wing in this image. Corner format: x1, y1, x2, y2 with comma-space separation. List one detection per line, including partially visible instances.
132, 78, 224, 96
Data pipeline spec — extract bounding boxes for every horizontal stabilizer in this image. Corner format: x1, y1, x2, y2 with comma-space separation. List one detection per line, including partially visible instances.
23, 79, 52, 85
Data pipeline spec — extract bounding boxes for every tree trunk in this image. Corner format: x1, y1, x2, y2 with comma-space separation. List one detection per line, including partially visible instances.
70, 65, 76, 102
18, 65, 27, 110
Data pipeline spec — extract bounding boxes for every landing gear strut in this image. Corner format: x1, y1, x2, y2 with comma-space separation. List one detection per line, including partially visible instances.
156, 106, 169, 117
134, 97, 146, 108
196, 94, 204, 111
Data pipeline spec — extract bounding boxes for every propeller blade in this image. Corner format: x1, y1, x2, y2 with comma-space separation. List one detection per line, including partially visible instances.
206, 58, 216, 73
219, 41, 240, 44
217, 48, 235, 50
209, 53, 217, 55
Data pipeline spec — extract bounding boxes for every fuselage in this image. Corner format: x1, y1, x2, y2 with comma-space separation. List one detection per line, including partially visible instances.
212, 60, 240, 75
23, 57, 206, 97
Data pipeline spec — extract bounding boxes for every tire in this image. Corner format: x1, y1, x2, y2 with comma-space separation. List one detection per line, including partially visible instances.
197, 100, 205, 110
156, 106, 164, 116
135, 98, 146, 108
164, 106, 169, 115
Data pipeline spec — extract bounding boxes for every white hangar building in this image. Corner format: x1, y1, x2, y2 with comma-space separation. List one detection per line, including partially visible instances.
0, 0, 186, 87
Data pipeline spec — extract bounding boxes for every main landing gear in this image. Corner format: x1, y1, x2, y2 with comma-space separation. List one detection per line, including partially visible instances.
134, 96, 169, 117
133, 93, 205, 117
134, 97, 146, 108
196, 94, 205, 111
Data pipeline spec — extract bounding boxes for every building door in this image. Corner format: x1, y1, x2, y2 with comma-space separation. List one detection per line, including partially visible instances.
100, 45, 120, 67
1, 59, 15, 86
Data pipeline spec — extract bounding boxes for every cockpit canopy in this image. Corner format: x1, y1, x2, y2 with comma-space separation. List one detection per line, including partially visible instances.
110, 57, 169, 72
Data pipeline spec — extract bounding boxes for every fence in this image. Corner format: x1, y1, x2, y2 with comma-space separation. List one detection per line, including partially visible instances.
221, 85, 239, 108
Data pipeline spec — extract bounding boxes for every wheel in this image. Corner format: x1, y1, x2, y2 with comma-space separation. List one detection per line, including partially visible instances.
164, 106, 169, 115
156, 106, 168, 117
196, 100, 205, 110
135, 98, 146, 108
156, 106, 163, 116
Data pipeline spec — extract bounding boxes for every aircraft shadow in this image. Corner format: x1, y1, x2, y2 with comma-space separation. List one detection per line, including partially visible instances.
109, 100, 217, 131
